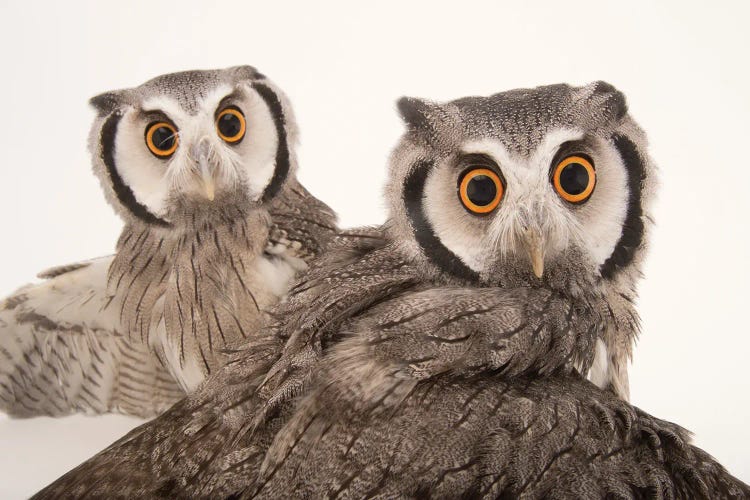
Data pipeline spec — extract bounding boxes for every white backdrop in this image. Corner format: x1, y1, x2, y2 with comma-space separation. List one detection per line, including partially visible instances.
0, 0, 748, 497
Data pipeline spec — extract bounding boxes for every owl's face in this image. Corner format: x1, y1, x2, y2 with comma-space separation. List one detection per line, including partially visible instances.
89, 66, 294, 227
388, 82, 655, 293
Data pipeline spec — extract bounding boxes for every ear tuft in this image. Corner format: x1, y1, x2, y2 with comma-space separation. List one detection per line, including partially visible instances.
231, 65, 265, 80
396, 96, 436, 131
89, 91, 122, 116
589, 80, 628, 121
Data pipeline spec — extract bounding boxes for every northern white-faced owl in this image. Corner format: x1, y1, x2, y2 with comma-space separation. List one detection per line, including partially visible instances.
0, 65, 336, 418
34, 82, 748, 498
385, 80, 653, 401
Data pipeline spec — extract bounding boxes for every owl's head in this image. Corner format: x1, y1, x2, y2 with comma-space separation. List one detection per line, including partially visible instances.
89, 65, 297, 228
387, 82, 657, 297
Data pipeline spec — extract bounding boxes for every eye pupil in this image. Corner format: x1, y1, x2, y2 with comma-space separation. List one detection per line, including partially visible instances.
559, 163, 590, 195
459, 167, 504, 214
466, 175, 498, 206
216, 108, 246, 143
552, 155, 596, 203
151, 126, 175, 151
145, 122, 178, 158
218, 113, 242, 139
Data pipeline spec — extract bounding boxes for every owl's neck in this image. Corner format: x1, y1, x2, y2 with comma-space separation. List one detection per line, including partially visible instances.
164, 194, 260, 232
106, 209, 275, 383
110, 205, 270, 280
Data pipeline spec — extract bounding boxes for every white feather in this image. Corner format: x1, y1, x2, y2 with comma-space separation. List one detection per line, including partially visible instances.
587, 339, 610, 389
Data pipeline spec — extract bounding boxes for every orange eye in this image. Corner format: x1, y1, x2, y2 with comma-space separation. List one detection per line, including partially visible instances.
552, 155, 596, 203
216, 107, 246, 143
458, 168, 504, 214
145, 122, 178, 158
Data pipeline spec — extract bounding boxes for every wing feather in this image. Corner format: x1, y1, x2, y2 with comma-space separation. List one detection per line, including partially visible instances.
30, 284, 749, 498
0, 257, 184, 417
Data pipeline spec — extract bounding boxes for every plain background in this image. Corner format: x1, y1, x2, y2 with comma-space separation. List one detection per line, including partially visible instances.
0, 0, 748, 497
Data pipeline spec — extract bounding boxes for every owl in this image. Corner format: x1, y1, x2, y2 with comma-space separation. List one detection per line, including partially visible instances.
33, 82, 748, 498
0, 65, 336, 418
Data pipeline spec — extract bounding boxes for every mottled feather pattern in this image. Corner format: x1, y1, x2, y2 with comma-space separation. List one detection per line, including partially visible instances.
33, 226, 748, 498
29, 81, 748, 497
353, 286, 600, 381
0, 181, 336, 416
0, 65, 342, 418
0, 322, 182, 418
30, 230, 414, 496
252, 374, 748, 499
0, 260, 182, 417
254, 286, 603, 482
103, 212, 266, 392
36, 261, 95, 280
387, 82, 659, 401
243, 230, 421, 427
104, 181, 337, 392
266, 183, 338, 264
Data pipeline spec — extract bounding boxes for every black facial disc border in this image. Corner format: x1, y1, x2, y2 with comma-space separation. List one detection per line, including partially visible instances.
600, 133, 646, 279
252, 82, 290, 203
101, 112, 171, 227
403, 159, 480, 282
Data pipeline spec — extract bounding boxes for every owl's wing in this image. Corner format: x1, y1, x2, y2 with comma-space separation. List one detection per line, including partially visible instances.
0, 256, 184, 417
266, 180, 338, 264
28, 285, 591, 496
30, 285, 749, 498
251, 285, 598, 430
252, 372, 750, 499
30, 334, 284, 499
29, 230, 410, 497
252, 287, 747, 498
254, 286, 597, 468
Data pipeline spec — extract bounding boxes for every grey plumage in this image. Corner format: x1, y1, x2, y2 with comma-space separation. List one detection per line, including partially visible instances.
34, 82, 747, 498
0, 65, 336, 418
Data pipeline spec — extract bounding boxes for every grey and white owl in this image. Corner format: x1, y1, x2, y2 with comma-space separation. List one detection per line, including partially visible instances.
34, 82, 748, 498
0, 65, 336, 418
